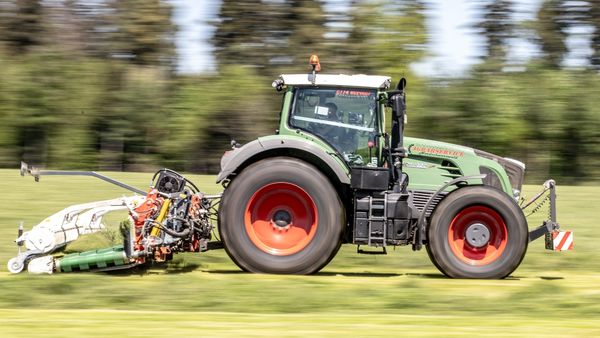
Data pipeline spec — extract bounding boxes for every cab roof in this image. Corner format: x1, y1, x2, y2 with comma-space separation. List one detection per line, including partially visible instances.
279, 74, 391, 89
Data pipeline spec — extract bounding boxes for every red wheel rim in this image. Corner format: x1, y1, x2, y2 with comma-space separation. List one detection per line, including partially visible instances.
244, 182, 318, 256
448, 205, 508, 266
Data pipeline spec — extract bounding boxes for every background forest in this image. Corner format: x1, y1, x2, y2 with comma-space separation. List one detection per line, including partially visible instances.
0, 0, 599, 183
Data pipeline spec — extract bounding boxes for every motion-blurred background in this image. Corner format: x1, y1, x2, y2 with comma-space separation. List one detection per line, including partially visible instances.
0, 0, 598, 183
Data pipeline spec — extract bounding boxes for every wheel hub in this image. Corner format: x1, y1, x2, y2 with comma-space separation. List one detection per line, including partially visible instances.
465, 222, 490, 248
272, 210, 292, 230
244, 182, 318, 256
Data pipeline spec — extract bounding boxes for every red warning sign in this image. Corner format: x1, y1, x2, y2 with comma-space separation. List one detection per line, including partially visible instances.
552, 231, 574, 251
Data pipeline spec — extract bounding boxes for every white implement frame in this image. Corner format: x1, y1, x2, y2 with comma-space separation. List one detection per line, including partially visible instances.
8, 196, 145, 273
7, 162, 149, 274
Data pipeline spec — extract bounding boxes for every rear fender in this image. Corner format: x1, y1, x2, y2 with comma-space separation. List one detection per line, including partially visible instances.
216, 136, 351, 186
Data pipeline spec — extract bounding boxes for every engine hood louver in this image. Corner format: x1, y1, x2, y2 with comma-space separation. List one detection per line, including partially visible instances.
438, 161, 463, 179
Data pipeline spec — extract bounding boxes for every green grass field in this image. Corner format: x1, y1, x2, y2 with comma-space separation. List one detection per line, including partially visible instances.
0, 169, 598, 337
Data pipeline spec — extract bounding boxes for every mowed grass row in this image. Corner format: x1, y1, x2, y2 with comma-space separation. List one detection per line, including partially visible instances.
0, 169, 599, 336
1, 309, 600, 337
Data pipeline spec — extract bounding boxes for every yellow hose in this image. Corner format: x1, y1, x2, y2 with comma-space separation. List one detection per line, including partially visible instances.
150, 199, 171, 237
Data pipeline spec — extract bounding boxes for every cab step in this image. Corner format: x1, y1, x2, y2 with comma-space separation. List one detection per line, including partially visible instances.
357, 245, 387, 255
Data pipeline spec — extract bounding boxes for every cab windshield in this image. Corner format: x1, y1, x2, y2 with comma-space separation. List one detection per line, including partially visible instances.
289, 87, 379, 166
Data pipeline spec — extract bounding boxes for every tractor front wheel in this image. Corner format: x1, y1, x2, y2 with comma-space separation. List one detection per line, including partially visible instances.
219, 157, 344, 274
426, 186, 528, 279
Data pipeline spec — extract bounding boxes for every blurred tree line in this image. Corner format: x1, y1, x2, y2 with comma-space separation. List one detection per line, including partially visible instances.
0, 0, 598, 183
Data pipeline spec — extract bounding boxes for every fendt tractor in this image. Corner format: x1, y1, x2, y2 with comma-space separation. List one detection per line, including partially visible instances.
9, 56, 573, 278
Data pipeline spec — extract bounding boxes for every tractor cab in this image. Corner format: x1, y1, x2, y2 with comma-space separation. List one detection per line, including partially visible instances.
288, 86, 380, 166
272, 62, 393, 168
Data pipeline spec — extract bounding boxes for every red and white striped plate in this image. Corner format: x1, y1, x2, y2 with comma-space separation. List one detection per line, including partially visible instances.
552, 231, 574, 251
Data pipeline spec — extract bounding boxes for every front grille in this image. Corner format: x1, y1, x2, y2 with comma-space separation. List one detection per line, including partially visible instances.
474, 149, 525, 192
479, 166, 502, 190
411, 190, 447, 217
502, 159, 525, 192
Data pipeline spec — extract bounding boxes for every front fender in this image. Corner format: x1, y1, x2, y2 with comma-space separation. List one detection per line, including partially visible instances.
216, 135, 351, 185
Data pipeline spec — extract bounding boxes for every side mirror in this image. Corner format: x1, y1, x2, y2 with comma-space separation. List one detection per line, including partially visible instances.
397, 78, 406, 91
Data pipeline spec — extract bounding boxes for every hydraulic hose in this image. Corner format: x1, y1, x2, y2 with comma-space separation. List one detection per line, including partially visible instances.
159, 225, 191, 238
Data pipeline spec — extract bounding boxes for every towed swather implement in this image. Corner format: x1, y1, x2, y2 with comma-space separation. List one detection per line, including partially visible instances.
9, 55, 573, 278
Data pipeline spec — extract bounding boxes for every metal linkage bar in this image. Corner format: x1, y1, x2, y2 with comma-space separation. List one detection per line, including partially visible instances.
21, 161, 147, 195
549, 180, 557, 223
526, 179, 560, 244
521, 179, 555, 210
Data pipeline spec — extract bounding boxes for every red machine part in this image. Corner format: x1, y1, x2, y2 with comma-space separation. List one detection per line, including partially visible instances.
131, 189, 163, 252
127, 190, 205, 263
187, 194, 203, 252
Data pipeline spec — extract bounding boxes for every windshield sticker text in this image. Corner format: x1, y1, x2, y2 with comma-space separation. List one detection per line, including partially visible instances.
335, 90, 372, 97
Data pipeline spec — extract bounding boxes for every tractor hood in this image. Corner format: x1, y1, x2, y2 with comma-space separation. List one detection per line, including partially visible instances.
404, 136, 525, 196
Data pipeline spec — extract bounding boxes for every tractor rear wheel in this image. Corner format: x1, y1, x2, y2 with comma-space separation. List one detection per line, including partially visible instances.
426, 186, 528, 279
219, 157, 344, 274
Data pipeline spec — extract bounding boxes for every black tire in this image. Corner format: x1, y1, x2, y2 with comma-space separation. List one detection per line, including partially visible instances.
426, 186, 528, 279
219, 157, 344, 274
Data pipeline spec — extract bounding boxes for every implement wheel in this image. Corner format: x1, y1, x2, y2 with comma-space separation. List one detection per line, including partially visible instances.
7, 257, 25, 274
426, 186, 528, 279
219, 157, 344, 274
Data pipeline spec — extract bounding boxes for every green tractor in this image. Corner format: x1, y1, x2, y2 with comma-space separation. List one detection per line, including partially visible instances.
216, 55, 569, 278
11, 55, 571, 278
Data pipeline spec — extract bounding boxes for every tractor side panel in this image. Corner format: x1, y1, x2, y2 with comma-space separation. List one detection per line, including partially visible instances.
404, 137, 513, 195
